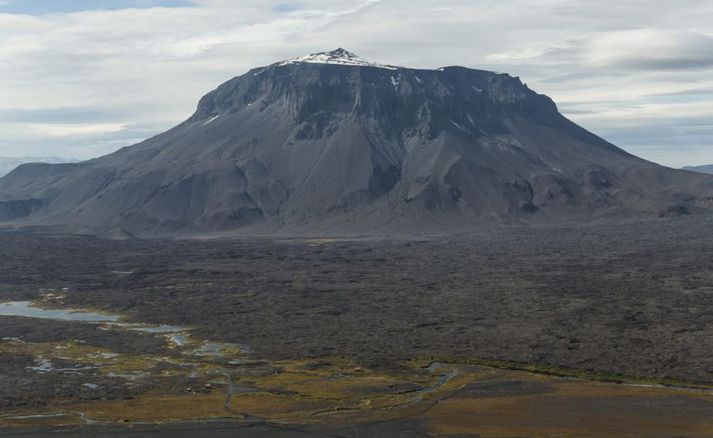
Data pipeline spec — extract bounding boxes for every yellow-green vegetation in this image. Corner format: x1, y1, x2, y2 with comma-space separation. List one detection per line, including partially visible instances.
0, 339, 120, 366
61, 357, 456, 425
435, 356, 713, 390
0, 331, 462, 427
4, 303, 713, 435
0, 413, 84, 428
4, 340, 713, 436
75, 391, 242, 423
425, 367, 713, 437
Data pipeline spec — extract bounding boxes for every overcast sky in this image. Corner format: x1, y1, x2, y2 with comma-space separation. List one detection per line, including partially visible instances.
0, 0, 711, 167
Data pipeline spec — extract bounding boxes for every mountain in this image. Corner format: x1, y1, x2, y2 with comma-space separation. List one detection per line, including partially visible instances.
684, 165, 713, 175
0, 157, 75, 177
1, 49, 712, 237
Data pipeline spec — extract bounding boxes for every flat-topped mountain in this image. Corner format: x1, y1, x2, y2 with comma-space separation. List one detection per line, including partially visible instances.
1, 49, 712, 237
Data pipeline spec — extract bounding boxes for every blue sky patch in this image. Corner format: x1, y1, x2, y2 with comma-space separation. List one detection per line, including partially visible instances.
274, 3, 302, 13
0, 0, 195, 15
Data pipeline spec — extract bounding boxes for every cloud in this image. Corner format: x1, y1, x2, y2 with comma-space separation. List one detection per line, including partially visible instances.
648, 87, 713, 98
25, 123, 127, 137
582, 29, 713, 70
0, 0, 711, 167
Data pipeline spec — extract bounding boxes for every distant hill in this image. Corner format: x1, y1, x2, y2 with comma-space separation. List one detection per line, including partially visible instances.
0, 157, 75, 177
684, 165, 713, 175
1, 49, 713, 237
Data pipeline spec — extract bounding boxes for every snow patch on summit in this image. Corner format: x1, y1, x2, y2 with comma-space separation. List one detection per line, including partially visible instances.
277, 48, 399, 70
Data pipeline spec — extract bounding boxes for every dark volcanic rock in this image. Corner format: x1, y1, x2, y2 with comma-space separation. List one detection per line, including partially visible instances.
1, 49, 712, 237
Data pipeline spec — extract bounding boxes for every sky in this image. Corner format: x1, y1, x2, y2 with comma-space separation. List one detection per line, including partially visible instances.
0, 0, 711, 168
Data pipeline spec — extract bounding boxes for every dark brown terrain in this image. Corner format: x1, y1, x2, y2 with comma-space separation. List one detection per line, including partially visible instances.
3, 217, 713, 382
2, 216, 713, 436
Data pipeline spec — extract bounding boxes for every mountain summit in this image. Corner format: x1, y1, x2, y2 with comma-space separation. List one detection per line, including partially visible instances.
1, 49, 712, 237
276, 48, 399, 69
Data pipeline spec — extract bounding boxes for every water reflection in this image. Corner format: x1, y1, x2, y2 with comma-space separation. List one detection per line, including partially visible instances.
0, 301, 119, 322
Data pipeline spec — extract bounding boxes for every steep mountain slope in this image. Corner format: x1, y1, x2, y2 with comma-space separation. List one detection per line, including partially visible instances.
1, 49, 712, 237
684, 165, 713, 175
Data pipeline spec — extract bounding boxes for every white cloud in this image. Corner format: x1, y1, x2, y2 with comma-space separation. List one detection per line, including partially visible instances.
582, 29, 713, 69
24, 123, 128, 137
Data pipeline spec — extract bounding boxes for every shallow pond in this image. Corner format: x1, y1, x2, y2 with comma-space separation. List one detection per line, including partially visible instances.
0, 301, 190, 335
0, 301, 119, 323
0, 301, 251, 359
